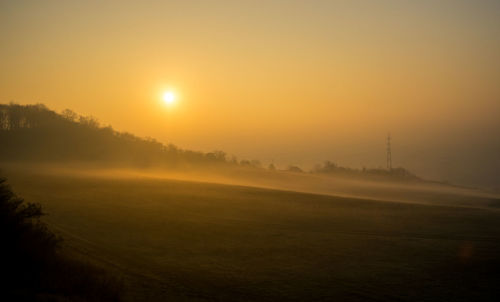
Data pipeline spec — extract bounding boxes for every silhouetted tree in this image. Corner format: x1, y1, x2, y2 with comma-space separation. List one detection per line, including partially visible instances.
287, 165, 303, 173
250, 160, 262, 168
1, 176, 59, 293
61, 108, 78, 122
0, 176, 122, 301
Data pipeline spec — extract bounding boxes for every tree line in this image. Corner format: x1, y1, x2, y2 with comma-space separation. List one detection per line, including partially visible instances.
0, 103, 247, 168
312, 160, 420, 181
1, 103, 421, 181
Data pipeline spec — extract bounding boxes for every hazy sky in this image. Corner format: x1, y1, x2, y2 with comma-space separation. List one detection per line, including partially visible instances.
1, 0, 499, 187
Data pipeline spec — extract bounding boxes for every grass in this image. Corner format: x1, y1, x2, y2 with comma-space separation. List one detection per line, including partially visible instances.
5, 170, 500, 301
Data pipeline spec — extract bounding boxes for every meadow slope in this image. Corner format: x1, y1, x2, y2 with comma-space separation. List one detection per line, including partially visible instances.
5, 170, 500, 301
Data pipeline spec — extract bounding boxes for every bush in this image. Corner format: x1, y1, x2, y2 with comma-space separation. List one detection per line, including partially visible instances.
0, 177, 122, 301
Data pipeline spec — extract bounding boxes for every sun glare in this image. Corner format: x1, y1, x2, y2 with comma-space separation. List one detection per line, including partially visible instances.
162, 91, 176, 105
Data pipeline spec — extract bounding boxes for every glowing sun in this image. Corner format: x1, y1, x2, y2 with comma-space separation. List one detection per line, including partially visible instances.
162, 91, 176, 105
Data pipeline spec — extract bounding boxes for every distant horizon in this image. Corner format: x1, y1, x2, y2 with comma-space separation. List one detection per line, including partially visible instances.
2, 100, 498, 190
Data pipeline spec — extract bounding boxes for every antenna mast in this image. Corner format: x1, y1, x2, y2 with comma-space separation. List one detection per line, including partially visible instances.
386, 133, 392, 171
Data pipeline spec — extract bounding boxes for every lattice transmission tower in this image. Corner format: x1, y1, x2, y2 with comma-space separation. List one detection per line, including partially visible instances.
386, 133, 392, 170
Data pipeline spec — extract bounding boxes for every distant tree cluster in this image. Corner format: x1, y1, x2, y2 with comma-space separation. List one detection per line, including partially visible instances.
313, 160, 420, 181
287, 165, 304, 173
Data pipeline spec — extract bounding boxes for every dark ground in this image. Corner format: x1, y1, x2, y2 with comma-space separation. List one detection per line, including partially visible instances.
5, 170, 500, 301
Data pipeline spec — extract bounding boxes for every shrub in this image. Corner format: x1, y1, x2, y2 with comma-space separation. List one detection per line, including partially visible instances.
0, 177, 122, 301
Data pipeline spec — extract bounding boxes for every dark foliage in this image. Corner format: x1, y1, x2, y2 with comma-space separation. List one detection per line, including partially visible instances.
286, 165, 304, 173
313, 160, 420, 181
0, 177, 122, 301
0, 103, 241, 168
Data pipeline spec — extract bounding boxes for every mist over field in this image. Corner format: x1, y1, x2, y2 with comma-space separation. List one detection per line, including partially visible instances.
1, 103, 498, 207
3, 162, 498, 209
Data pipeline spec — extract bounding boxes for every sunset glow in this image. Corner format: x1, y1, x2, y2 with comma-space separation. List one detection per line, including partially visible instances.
1, 2, 500, 301
162, 91, 176, 105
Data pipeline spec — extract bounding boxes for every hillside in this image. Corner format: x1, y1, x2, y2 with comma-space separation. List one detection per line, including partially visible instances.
1, 103, 423, 183
0, 103, 230, 168
5, 169, 500, 302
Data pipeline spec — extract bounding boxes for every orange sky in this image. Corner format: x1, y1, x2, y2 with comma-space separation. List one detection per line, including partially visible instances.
1, 0, 499, 187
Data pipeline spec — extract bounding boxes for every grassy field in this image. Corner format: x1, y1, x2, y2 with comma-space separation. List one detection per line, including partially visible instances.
5, 170, 500, 301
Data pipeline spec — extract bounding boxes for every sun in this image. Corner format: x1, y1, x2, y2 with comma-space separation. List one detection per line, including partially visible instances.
162, 91, 176, 105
